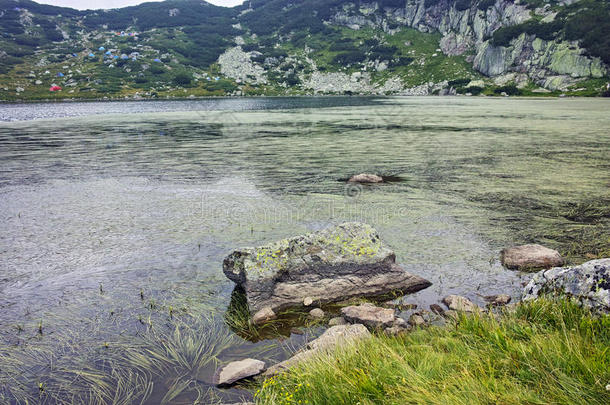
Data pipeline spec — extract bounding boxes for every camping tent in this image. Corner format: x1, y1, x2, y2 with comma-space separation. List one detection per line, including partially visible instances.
49, 85, 62, 92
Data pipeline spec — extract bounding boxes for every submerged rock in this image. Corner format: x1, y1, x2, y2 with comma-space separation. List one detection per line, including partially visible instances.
522, 258, 610, 312
501, 244, 564, 271
252, 306, 276, 326
223, 222, 431, 322
348, 173, 383, 183
341, 303, 395, 329
264, 324, 370, 377
442, 295, 479, 312
213, 359, 266, 386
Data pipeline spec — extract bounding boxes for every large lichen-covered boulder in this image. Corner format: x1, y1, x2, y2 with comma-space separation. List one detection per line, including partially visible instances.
223, 222, 431, 320
522, 258, 610, 312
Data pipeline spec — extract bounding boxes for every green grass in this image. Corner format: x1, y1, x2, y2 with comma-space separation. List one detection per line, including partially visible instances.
255, 298, 610, 405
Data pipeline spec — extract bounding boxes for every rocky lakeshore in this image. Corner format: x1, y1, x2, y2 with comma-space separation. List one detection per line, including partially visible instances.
215, 222, 610, 392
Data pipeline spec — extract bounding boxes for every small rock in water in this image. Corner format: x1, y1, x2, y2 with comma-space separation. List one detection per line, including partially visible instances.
213, 359, 266, 386
408, 314, 426, 327
252, 306, 277, 325
290, 327, 304, 335
309, 308, 325, 319
328, 316, 347, 326
303, 297, 313, 306
442, 295, 479, 312
484, 294, 512, 307
430, 304, 445, 315
501, 244, 563, 271
348, 173, 383, 183
341, 303, 395, 329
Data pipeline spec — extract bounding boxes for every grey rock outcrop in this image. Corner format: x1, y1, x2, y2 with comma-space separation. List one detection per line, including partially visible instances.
501, 244, 564, 271
213, 359, 266, 386
264, 324, 371, 376
326, 0, 607, 90
522, 258, 610, 312
223, 222, 431, 322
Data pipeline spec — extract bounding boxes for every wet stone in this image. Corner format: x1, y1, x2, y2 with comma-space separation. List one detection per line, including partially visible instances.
309, 308, 325, 319
501, 244, 563, 271
442, 295, 479, 312
341, 303, 395, 329
213, 359, 266, 386
484, 294, 512, 307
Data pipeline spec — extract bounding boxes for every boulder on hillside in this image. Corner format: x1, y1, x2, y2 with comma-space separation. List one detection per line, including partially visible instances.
522, 258, 610, 312
223, 222, 431, 323
264, 324, 370, 377
501, 244, 564, 271
348, 173, 383, 183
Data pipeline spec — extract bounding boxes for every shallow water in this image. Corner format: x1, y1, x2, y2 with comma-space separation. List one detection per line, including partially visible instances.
0, 96, 608, 403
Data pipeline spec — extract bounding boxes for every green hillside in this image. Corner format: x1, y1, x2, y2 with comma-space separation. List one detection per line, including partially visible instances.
0, 0, 609, 100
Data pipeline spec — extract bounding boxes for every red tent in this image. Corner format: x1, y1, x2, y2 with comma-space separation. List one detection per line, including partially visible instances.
49, 85, 62, 92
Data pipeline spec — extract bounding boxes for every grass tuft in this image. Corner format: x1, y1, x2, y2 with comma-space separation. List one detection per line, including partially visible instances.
255, 298, 610, 405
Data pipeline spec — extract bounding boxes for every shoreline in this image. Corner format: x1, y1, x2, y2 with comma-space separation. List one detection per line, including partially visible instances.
2, 93, 608, 105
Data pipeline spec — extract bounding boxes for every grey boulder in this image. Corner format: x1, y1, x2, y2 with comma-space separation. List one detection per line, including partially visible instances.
223, 222, 431, 322
501, 244, 564, 271
522, 258, 610, 312
213, 359, 266, 386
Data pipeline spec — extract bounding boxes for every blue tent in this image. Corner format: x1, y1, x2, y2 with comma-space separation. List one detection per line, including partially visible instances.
153, 58, 161, 62
99, 46, 105, 51
105, 50, 112, 55
57, 72, 64, 77
113, 55, 119, 59
72, 53, 78, 57
89, 53, 95, 57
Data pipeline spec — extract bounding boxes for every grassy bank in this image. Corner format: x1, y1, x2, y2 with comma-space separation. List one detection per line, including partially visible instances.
255, 298, 610, 404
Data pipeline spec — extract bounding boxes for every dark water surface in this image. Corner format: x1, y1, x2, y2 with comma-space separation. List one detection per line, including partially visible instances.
0, 96, 608, 404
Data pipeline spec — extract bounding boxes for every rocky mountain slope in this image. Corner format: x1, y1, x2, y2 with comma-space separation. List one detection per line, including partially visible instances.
0, 0, 608, 100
